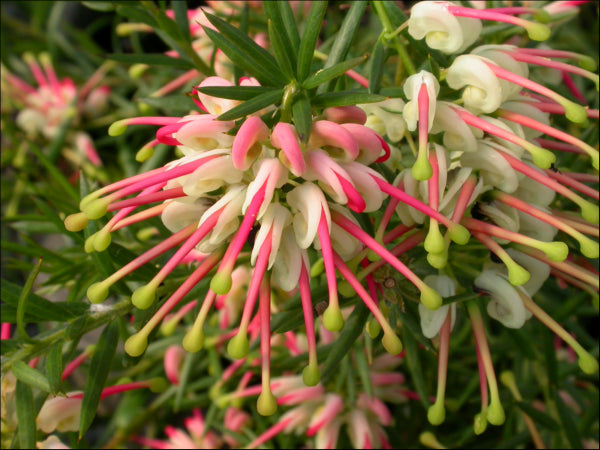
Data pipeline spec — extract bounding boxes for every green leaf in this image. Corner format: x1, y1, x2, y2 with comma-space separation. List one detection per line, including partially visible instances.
81, 1, 115, 11
303, 55, 367, 90
28, 142, 78, 202
264, 2, 298, 64
321, 302, 370, 384
203, 11, 288, 85
107, 53, 196, 69
137, 95, 196, 115
268, 19, 295, 80
354, 342, 374, 398
514, 401, 560, 430
46, 342, 64, 396
297, 1, 328, 81
16, 258, 43, 341
318, 1, 367, 93
0, 279, 88, 323
402, 326, 430, 409
217, 89, 283, 121
16, 381, 36, 450
369, 40, 386, 94
292, 92, 313, 144
555, 389, 584, 448
196, 85, 280, 101
171, 1, 191, 43
12, 360, 51, 393
116, 4, 158, 28
79, 320, 119, 438
312, 91, 387, 108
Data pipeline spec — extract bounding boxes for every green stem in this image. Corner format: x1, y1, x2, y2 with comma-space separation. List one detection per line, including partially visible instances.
372, 1, 416, 76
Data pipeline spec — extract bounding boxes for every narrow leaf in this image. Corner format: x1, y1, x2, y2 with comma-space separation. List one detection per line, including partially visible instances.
354, 343, 374, 397
264, 2, 298, 64
402, 327, 430, 409
46, 342, 64, 395
28, 142, 78, 202
321, 302, 370, 384
203, 12, 288, 85
16, 381, 36, 450
268, 19, 295, 80
319, 1, 367, 93
312, 91, 386, 108
297, 1, 328, 81
172, 0, 191, 43
79, 320, 119, 438
292, 93, 313, 144
303, 55, 367, 90
12, 360, 51, 393
369, 40, 386, 94
277, 1, 301, 53
17, 258, 43, 341
217, 89, 283, 121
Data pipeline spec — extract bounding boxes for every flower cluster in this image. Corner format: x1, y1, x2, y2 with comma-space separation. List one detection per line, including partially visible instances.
2, 0, 598, 448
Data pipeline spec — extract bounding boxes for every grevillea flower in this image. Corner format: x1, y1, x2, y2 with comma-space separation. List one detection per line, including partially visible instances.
64, 73, 477, 415
1, 52, 110, 169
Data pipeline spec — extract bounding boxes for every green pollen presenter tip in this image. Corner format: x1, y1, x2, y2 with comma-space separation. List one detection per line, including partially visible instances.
473, 412, 488, 435
529, 146, 556, 170
257, 390, 278, 416
210, 271, 232, 295
82, 197, 110, 220
132, 284, 157, 310
382, 332, 403, 355
149, 378, 168, 393
227, 333, 249, 359
87, 281, 109, 304
578, 352, 599, 375
108, 120, 128, 137
580, 202, 599, 224
366, 318, 381, 339
448, 224, 470, 245
124, 332, 148, 357
136, 145, 155, 162
412, 154, 433, 181
427, 249, 448, 269
322, 305, 344, 332
424, 224, 445, 254
302, 362, 321, 387
487, 399, 505, 426
579, 237, 599, 259
427, 401, 446, 426
160, 317, 179, 337
64, 212, 88, 232
93, 229, 112, 252
506, 262, 530, 286
526, 23, 551, 41
420, 287, 443, 311
537, 241, 568, 262
182, 326, 205, 353
563, 101, 588, 125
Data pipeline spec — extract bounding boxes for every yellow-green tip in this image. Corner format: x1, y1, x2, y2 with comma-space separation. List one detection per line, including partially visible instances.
132, 283, 157, 310
473, 412, 488, 435
412, 155, 433, 181
537, 241, 568, 262
419, 431, 446, 449
425, 225, 445, 254
448, 223, 470, 245
302, 362, 321, 387
160, 317, 179, 337
227, 333, 249, 359
64, 212, 89, 232
420, 287, 443, 311
427, 250, 448, 269
310, 258, 325, 277
93, 229, 112, 252
506, 262, 530, 286
525, 22, 551, 41
366, 318, 381, 339
578, 236, 599, 259
578, 55, 597, 72
591, 153, 599, 172
322, 305, 344, 332
487, 399, 505, 426
382, 331, 403, 355
87, 281, 110, 304
210, 271, 232, 295
427, 400, 446, 426
257, 389, 278, 416
578, 352, 599, 375
562, 101, 588, 124
367, 249, 381, 262
149, 378, 168, 393
529, 146, 556, 170
108, 120, 129, 137
338, 280, 356, 298
80, 192, 101, 210
124, 332, 148, 357
84, 234, 97, 254
533, 10, 551, 23
129, 63, 149, 79
82, 197, 110, 220
580, 201, 599, 224
136, 145, 154, 162
183, 326, 205, 353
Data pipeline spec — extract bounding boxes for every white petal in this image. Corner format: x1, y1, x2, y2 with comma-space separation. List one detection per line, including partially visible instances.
161, 198, 213, 233
475, 270, 528, 329
251, 203, 292, 268
287, 182, 330, 249
447, 55, 503, 114
460, 142, 519, 192
272, 229, 304, 292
